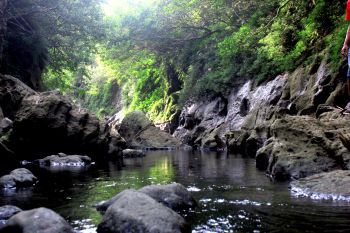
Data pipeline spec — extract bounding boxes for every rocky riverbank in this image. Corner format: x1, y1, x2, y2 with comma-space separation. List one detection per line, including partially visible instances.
171, 54, 350, 186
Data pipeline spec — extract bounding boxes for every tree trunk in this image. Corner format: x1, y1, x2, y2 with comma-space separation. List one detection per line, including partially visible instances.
0, 0, 8, 68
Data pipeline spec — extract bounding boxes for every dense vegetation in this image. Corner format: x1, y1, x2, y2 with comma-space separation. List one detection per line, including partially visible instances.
0, 0, 347, 122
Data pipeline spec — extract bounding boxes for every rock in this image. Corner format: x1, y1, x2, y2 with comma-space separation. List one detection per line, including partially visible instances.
0, 168, 37, 188
0, 107, 3, 120
139, 183, 197, 211
122, 149, 145, 157
0, 207, 74, 233
0, 206, 22, 221
96, 183, 196, 214
290, 170, 350, 201
97, 190, 190, 233
0, 75, 126, 160
258, 115, 350, 181
0, 74, 36, 119
0, 205, 22, 228
0, 118, 13, 134
119, 111, 182, 149
37, 154, 92, 167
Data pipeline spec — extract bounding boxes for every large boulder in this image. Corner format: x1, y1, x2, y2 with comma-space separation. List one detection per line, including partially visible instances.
119, 111, 182, 149
0, 168, 37, 188
97, 189, 190, 233
257, 114, 350, 181
290, 170, 350, 201
0, 207, 74, 233
0, 75, 126, 160
0, 75, 35, 119
96, 183, 196, 214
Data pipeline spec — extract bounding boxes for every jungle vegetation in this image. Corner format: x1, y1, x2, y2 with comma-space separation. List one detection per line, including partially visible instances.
0, 0, 346, 122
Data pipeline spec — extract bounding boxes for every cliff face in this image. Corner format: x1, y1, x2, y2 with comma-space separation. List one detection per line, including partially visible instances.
173, 53, 350, 181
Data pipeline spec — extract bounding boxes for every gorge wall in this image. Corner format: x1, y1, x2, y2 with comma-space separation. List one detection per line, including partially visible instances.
173, 52, 350, 181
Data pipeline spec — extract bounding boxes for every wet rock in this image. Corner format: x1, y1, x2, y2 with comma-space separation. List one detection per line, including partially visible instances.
37, 154, 92, 167
0, 206, 22, 220
0, 168, 37, 188
96, 183, 196, 214
119, 111, 182, 149
97, 190, 189, 233
0, 207, 74, 233
122, 149, 145, 157
0, 75, 126, 160
258, 115, 350, 181
290, 170, 350, 201
139, 183, 197, 211
0, 205, 22, 228
0, 118, 13, 134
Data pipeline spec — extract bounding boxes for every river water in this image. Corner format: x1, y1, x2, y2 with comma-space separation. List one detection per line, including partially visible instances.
1, 151, 350, 233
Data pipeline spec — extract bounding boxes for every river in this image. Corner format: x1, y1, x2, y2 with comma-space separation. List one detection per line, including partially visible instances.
1, 151, 350, 232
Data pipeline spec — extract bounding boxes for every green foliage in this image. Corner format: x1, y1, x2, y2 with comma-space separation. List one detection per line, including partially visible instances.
25, 0, 348, 122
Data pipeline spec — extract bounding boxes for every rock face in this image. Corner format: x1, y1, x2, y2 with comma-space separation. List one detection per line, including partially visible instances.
290, 170, 350, 201
0, 207, 74, 233
119, 111, 182, 149
173, 56, 350, 181
37, 153, 92, 167
0, 168, 37, 188
97, 189, 189, 233
256, 114, 350, 181
0, 75, 126, 160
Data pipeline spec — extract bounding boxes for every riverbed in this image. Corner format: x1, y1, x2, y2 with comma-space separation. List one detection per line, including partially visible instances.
1, 151, 350, 232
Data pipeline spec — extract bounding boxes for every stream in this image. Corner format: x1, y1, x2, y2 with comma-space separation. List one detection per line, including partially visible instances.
1, 151, 350, 233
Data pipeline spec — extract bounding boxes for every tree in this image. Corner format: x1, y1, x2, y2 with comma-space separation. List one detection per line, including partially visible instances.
1, 0, 105, 90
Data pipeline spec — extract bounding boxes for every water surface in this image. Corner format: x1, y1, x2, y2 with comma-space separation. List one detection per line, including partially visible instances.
1, 151, 350, 232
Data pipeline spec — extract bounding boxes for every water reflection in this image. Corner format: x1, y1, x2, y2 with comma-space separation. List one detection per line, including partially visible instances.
0, 151, 350, 232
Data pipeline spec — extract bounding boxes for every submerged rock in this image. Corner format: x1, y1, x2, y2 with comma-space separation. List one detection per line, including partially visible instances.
37, 153, 92, 167
139, 183, 197, 211
0, 207, 74, 233
122, 149, 145, 157
290, 170, 350, 201
97, 189, 190, 233
118, 111, 182, 149
0, 168, 37, 188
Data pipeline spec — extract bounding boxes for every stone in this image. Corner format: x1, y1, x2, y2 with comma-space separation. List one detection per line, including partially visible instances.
119, 111, 182, 149
0, 168, 37, 188
97, 190, 190, 233
0, 206, 22, 220
0, 74, 36, 119
139, 183, 197, 211
258, 115, 350, 181
290, 170, 350, 201
37, 154, 92, 167
0, 205, 22, 228
0, 118, 13, 134
0, 207, 74, 233
96, 183, 196, 214
122, 149, 145, 157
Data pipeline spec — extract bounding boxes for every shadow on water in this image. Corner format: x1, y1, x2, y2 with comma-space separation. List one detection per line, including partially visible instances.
1, 151, 350, 232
